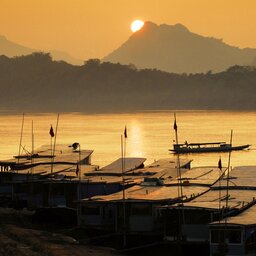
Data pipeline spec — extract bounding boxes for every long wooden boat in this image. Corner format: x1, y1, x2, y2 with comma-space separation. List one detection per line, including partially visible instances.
170, 141, 250, 154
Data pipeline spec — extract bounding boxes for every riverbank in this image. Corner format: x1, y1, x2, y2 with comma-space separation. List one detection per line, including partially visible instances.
0, 208, 119, 256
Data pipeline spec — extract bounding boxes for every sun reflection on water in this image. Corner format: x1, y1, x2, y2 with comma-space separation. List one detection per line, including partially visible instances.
126, 120, 144, 158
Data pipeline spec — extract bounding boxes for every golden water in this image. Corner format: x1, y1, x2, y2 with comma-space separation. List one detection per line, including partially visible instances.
0, 111, 255, 168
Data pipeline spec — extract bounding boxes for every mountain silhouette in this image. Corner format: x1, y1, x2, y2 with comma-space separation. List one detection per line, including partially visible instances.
0, 35, 83, 65
103, 22, 256, 73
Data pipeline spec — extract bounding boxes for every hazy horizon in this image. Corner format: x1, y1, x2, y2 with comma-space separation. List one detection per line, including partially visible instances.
1, 0, 256, 60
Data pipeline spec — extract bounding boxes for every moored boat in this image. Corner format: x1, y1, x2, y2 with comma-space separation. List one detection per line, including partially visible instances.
170, 142, 250, 154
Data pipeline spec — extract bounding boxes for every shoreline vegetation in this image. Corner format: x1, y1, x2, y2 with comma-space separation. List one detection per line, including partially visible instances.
0, 53, 256, 113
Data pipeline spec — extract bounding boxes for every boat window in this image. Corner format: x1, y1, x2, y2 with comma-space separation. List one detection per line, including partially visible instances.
51, 184, 65, 196
245, 228, 256, 246
32, 183, 43, 193
108, 209, 113, 219
229, 230, 242, 243
131, 203, 151, 215
14, 183, 29, 193
81, 205, 100, 215
211, 229, 242, 244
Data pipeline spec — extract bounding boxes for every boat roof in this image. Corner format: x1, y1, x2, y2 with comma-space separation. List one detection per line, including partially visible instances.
165, 166, 227, 187
20, 144, 82, 155
86, 157, 146, 176
149, 167, 188, 181
86, 158, 192, 184
210, 204, 256, 227
162, 189, 256, 211
16, 164, 74, 175
47, 174, 144, 185
3, 164, 98, 181
212, 165, 256, 189
10, 169, 145, 185
145, 158, 192, 169
80, 184, 209, 203
128, 158, 191, 175
0, 144, 93, 168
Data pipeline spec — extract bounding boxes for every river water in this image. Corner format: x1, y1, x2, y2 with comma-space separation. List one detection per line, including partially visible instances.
0, 111, 254, 169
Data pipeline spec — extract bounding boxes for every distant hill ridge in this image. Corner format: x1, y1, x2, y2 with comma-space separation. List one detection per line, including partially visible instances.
103, 21, 256, 73
0, 35, 83, 65
0, 53, 256, 112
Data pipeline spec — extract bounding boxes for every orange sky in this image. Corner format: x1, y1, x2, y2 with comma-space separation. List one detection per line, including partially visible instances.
0, 0, 256, 60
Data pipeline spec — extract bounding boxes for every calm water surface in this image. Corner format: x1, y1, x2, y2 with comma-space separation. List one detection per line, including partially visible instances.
0, 111, 255, 168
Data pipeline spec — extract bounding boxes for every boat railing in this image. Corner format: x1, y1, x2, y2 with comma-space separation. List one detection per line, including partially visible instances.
220, 143, 230, 147
174, 142, 229, 149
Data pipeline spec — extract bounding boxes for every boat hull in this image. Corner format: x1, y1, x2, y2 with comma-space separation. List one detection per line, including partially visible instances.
170, 144, 250, 154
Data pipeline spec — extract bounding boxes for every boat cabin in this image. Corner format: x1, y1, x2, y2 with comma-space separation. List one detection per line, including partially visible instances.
209, 204, 256, 255
161, 189, 256, 243
78, 184, 209, 234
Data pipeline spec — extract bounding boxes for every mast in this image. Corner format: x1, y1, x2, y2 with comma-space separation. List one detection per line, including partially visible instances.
50, 124, 53, 161
121, 129, 127, 247
225, 130, 233, 212
31, 120, 34, 174
51, 113, 60, 174
79, 143, 81, 181
173, 113, 185, 241
49, 114, 59, 207
218, 156, 222, 222
17, 113, 25, 164
217, 130, 232, 256
224, 130, 233, 248
77, 143, 82, 227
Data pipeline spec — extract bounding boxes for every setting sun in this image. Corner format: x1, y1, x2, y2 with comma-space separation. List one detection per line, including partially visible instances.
131, 20, 144, 32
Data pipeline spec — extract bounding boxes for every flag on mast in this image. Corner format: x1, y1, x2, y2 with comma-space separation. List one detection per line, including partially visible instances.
173, 114, 177, 131
49, 125, 54, 137
218, 157, 222, 170
124, 126, 127, 138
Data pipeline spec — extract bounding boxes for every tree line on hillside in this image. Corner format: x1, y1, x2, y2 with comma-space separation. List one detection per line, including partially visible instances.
0, 52, 255, 112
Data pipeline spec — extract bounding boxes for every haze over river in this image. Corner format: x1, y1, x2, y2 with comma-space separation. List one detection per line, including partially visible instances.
0, 111, 254, 169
